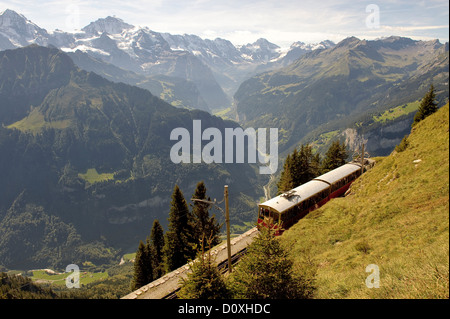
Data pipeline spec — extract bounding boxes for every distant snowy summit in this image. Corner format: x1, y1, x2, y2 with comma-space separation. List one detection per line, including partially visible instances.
0, 9, 50, 48
82, 16, 134, 35
0, 9, 337, 110
0, 9, 335, 67
290, 40, 335, 51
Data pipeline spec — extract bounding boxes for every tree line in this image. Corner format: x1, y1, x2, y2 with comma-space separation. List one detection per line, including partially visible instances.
277, 140, 349, 194
131, 181, 221, 291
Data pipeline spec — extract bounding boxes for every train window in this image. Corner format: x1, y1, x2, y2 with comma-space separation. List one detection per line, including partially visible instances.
284, 209, 289, 219
259, 208, 271, 219
284, 207, 294, 224
330, 183, 336, 193
305, 198, 311, 208
273, 211, 280, 224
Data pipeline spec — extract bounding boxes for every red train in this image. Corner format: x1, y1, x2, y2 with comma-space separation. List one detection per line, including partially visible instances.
257, 159, 375, 235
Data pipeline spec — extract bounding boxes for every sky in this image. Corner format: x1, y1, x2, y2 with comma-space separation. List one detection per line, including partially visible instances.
1, 0, 449, 48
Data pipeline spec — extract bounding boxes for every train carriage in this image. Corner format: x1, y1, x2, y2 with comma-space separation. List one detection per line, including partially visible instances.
258, 161, 372, 235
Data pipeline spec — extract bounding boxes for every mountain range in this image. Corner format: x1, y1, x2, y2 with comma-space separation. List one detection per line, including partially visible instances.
0, 9, 335, 112
0, 8, 448, 271
0, 8, 337, 271
234, 36, 449, 155
0, 44, 263, 269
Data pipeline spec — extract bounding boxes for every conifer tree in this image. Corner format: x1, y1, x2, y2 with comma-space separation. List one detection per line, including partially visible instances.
191, 181, 221, 248
277, 153, 295, 194
296, 144, 316, 185
290, 148, 300, 181
321, 140, 348, 173
131, 240, 153, 290
143, 238, 154, 283
311, 152, 322, 176
277, 144, 321, 194
150, 219, 165, 279
164, 185, 196, 272
413, 84, 438, 126
227, 228, 315, 299
177, 239, 230, 299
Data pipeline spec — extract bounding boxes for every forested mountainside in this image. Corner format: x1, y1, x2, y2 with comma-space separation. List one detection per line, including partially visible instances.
0, 45, 263, 270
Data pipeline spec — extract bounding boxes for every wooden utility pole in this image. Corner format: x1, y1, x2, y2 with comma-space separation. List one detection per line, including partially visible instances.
224, 185, 232, 273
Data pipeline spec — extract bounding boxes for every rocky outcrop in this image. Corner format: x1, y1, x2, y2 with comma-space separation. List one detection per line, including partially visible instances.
342, 116, 413, 156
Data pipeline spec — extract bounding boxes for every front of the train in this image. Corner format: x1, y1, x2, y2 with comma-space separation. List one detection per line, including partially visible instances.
257, 205, 283, 236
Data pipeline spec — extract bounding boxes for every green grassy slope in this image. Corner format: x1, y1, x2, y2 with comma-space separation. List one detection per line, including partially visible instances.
281, 103, 449, 299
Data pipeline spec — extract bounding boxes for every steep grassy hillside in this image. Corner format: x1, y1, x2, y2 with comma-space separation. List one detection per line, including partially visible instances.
281, 103, 449, 298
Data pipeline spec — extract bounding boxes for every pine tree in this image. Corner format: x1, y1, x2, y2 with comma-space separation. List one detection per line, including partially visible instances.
321, 140, 348, 173
311, 152, 322, 176
177, 239, 230, 299
413, 84, 438, 126
296, 144, 316, 185
191, 181, 221, 248
227, 228, 315, 299
277, 153, 295, 194
131, 240, 152, 290
277, 144, 321, 194
164, 185, 196, 272
290, 148, 300, 182
143, 238, 154, 283
150, 219, 165, 279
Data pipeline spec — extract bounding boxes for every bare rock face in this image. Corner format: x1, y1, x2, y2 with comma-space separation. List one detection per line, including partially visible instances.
342, 117, 413, 156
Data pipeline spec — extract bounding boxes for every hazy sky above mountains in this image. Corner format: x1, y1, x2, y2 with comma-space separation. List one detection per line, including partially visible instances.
1, 0, 448, 47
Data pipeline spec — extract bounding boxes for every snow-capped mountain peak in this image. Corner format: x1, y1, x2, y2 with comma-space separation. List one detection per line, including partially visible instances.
81, 16, 134, 35
0, 9, 49, 47
290, 40, 335, 51
238, 38, 282, 62
0, 8, 27, 24
0, 9, 338, 112
1, 9, 40, 32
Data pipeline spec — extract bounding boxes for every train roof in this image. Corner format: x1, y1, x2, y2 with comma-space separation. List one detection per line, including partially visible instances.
258, 162, 363, 214
259, 180, 329, 214
313, 163, 362, 185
